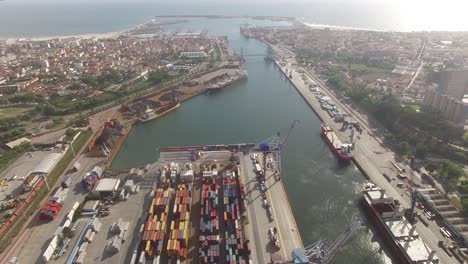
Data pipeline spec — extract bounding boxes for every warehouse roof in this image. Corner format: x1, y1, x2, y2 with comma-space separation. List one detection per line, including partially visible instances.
31, 153, 63, 175
94, 178, 120, 192
5, 137, 31, 149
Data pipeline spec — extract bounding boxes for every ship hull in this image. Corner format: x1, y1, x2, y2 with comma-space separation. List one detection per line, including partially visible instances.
321, 129, 353, 162
361, 198, 411, 264
139, 103, 180, 123
207, 75, 247, 93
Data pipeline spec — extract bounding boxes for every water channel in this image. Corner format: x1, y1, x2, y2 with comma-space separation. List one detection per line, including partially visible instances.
111, 18, 385, 264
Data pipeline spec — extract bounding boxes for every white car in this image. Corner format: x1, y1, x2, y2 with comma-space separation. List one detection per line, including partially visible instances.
440, 227, 452, 238
424, 210, 435, 220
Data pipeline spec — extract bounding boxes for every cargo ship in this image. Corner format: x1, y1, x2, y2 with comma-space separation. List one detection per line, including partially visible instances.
361, 181, 439, 264
206, 71, 247, 92
139, 102, 180, 123
200, 170, 221, 263
321, 123, 353, 161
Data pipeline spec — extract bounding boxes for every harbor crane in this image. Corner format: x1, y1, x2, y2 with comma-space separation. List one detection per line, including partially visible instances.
274, 213, 363, 264
258, 120, 300, 176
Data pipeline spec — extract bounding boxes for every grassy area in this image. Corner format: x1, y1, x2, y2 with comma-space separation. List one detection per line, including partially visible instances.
408, 104, 421, 111
0, 143, 31, 173
348, 63, 388, 77
0, 130, 92, 254
0, 107, 32, 118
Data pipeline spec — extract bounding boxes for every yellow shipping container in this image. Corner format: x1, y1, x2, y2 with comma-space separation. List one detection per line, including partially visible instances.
170, 220, 175, 231
145, 240, 151, 255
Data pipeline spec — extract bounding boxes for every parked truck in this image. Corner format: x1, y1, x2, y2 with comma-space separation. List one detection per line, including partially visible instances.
269, 227, 280, 249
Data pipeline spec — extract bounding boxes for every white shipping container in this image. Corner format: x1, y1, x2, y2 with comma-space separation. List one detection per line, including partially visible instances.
75, 251, 86, 264
84, 229, 92, 242
88, 231, 95, 243
63, 219, 71, 228
54, 226, 63, 237
72, 202, 80, 210
8, 256, 19, 264
93, 222, 102, 233
138, 253, 146, 264
153, 256, 161, 264
79, 241, 88, 252
49, 235, 59, 250
67, 210, 75, 221
42, 246, 54, 262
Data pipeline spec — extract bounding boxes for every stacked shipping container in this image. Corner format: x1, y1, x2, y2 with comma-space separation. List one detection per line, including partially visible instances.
199, 172, 221, 263
223, 171, 251, 264
167, 183, 192, 259
142, 184, 174, 257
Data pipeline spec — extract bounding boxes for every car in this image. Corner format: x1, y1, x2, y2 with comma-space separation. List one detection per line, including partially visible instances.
260, 183, 266, 192
397, 182, 404, 188
440, 227, 452, 238
424, 210, 435, 220
397, 173, 407, 179
5, 194, 15, 199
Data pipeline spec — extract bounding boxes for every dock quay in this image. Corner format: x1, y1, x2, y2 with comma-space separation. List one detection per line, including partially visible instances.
270, 50, 458, 263
132, 143, 304, 264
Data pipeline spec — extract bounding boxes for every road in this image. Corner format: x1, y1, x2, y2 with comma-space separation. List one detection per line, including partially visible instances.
268, 41, 458, 264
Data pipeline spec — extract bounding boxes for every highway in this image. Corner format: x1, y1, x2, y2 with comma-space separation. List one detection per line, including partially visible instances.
268, 41, 459, 264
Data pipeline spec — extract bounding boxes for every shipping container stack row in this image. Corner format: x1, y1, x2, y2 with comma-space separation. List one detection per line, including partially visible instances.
199, 171, 221, 263
142, 185, 175, 258
223, 171, 251, 264
167, 183, 192, 259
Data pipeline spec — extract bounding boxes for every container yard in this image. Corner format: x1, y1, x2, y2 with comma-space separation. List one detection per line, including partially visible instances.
5, 142, 303, 264
199, 170, 221, 263
128, 144, 303, 264
222, 170, 251, 264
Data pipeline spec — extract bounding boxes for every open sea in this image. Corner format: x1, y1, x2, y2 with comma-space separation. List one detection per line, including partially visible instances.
1, 0, 468, 38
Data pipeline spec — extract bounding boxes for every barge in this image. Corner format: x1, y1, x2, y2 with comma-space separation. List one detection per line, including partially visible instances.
361, 181, 439, 264
321, 123, 353, 161
139, 102, 180, 123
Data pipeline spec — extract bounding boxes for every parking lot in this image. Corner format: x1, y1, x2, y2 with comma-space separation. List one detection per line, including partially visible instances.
6, 154, 105, 264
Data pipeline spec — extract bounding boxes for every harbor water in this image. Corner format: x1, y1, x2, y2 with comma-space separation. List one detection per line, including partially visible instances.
111, 18, 385, 263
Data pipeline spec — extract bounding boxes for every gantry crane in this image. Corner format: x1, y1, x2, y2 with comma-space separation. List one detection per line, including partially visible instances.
258, 120, 300, 176
274, 213, 362, 264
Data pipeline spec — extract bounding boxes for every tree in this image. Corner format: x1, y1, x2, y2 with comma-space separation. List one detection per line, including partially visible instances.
396, 141, 411, 156
414, 145, 428, 159
65, 128, 76, 139
461, 197, 468, 212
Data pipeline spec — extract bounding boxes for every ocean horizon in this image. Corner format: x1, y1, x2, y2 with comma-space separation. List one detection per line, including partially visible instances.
1, 1, 468, 38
